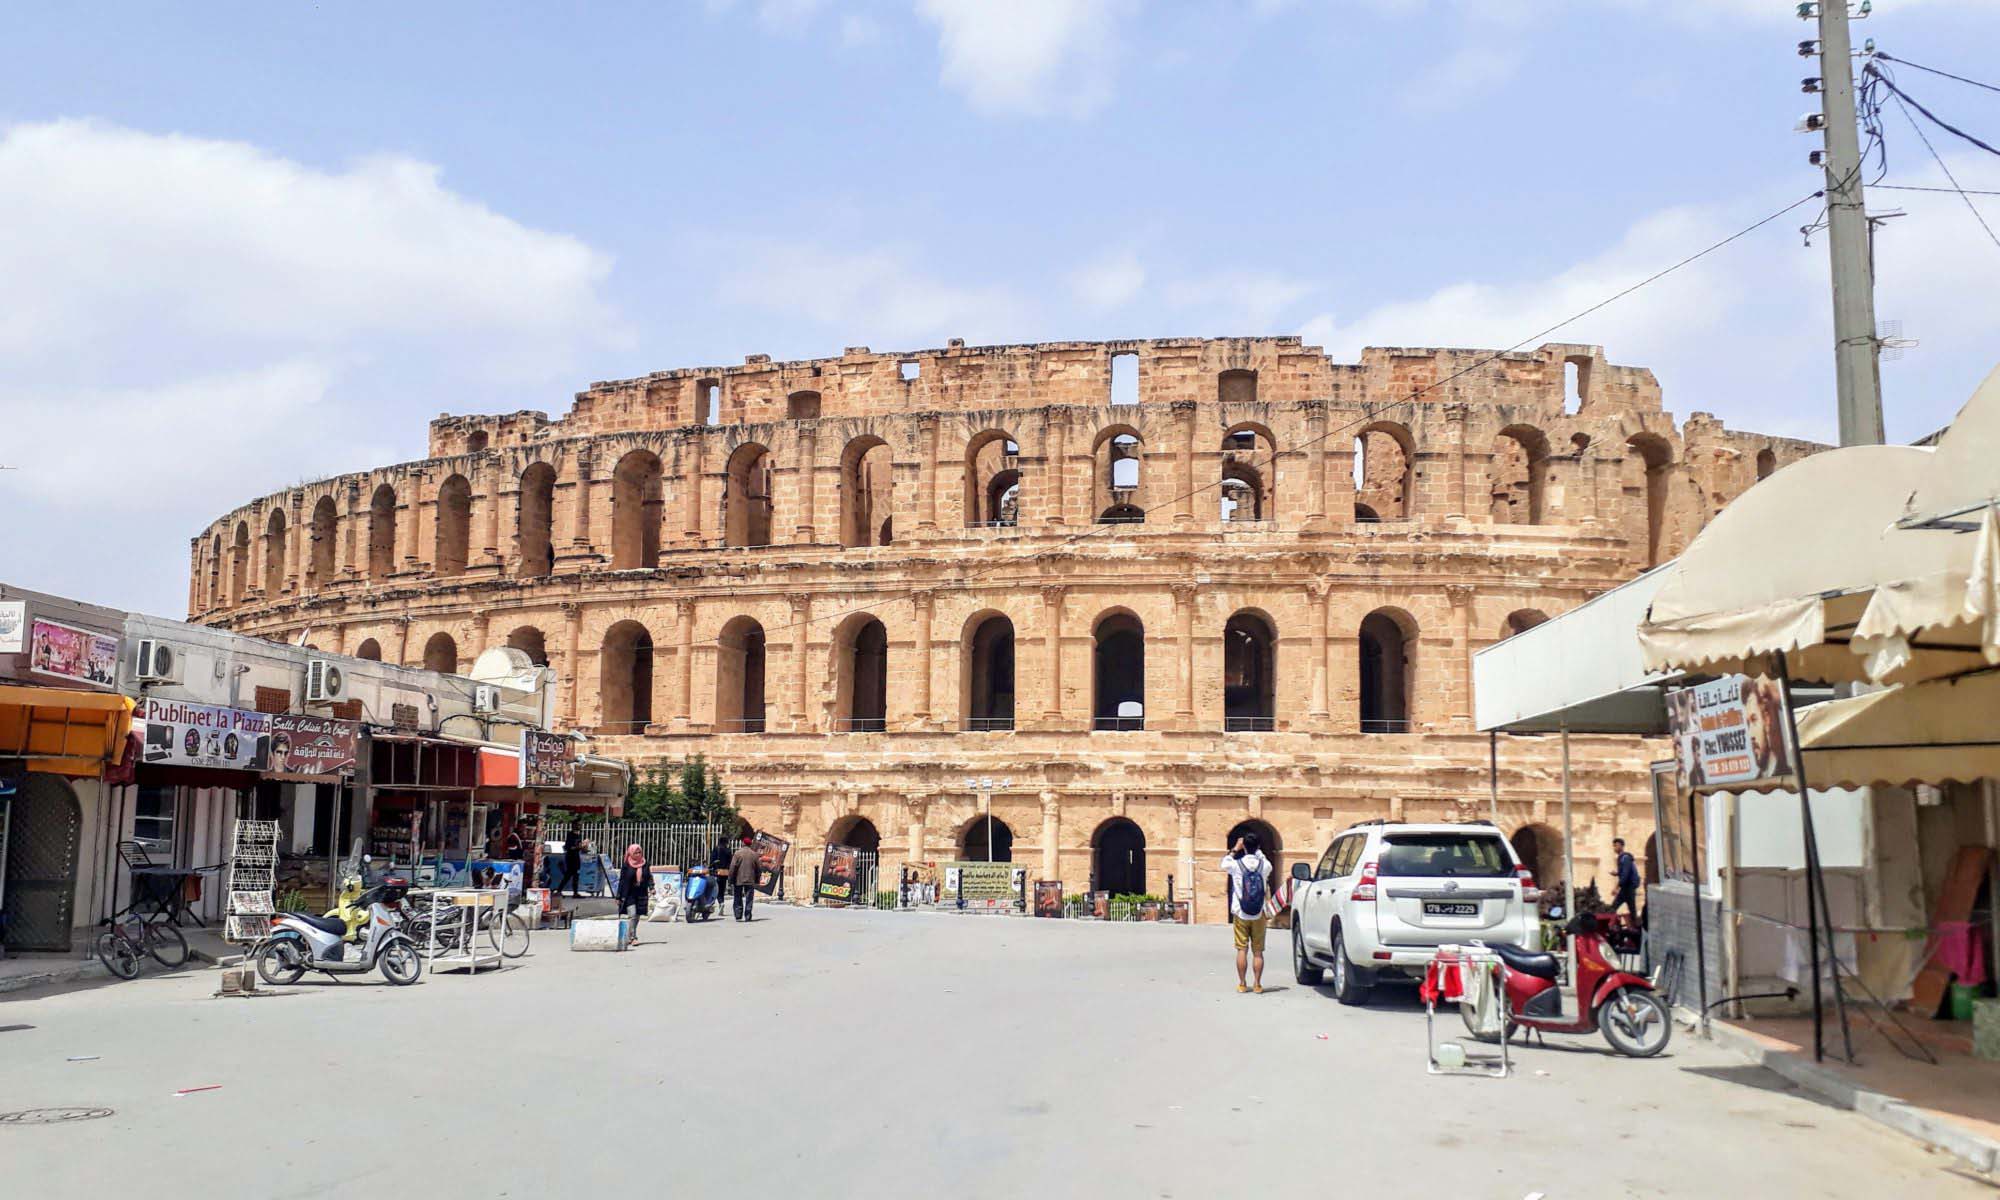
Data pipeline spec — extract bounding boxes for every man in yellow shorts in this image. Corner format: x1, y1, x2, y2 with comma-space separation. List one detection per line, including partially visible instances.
1222, 833, 1273, 993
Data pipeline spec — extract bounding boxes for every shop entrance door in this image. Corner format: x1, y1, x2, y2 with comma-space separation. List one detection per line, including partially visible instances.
1, 773, 83, 951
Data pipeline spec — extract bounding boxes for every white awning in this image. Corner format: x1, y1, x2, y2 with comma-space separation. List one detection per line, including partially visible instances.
1797, 669, 2000, 788
1474, 566, 1680, 734
1901, 362, 2000, 530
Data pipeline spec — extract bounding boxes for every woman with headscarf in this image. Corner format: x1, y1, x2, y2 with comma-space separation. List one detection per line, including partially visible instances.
617, 843, 653, 944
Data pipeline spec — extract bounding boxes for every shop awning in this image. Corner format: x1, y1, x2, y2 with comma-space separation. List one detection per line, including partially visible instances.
1901, 363, 2000, 530
1475, 566, 1680, 734
0, 683, 134, 777
1796, 669, 2000, 788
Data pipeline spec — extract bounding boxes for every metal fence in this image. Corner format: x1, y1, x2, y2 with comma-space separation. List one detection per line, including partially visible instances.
556, 819, 740, 878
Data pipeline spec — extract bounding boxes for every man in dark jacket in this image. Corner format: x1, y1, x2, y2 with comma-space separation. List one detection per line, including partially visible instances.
557, 825, 583, 897
1611, 838, 1642, 919
728, 834, 762, 922
709, 837, 736, 913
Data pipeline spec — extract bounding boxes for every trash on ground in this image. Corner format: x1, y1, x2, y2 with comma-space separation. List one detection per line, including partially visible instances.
66, 1055, 99, 1062
173, 1085, 222, 1096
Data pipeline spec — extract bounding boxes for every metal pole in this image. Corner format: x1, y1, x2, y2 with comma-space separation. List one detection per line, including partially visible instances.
1561, 720, 1575, 999
1687, 779, 1710, 1036
1775, 651, 1853, 1062
985, 795, 993, 864
1815, 0, 1884, 446
1488, 731, 1500, 825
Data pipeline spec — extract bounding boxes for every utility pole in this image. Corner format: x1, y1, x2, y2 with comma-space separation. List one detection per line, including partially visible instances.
1809, 1, 1885, 446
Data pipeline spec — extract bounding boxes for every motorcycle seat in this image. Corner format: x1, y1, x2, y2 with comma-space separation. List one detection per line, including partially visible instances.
1488, 941, 1560, 980
288, 913, 350, 936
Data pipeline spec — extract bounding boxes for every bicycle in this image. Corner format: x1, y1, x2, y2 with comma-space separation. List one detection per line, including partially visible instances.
403, 892, 529, 959
94, 913, 189, 980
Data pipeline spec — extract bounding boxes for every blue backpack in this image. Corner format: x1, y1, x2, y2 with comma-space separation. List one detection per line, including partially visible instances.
1237, 857, 1266, 916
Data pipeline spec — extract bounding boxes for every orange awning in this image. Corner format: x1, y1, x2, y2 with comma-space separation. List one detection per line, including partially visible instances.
0, 683, 134, 778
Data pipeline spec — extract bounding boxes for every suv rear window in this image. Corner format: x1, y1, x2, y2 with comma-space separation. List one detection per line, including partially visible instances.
1378, 833, 1511, 878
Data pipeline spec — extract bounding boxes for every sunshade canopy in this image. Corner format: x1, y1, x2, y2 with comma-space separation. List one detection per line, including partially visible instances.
0, 683, 134, 777
1796, 670, 2000, 788
1902, 363, 2000, 530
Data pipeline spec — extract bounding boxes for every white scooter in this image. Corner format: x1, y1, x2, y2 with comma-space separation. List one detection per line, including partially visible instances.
252, 877, 423, 986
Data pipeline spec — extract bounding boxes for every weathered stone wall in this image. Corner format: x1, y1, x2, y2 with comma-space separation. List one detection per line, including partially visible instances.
188, 337, 1822, 921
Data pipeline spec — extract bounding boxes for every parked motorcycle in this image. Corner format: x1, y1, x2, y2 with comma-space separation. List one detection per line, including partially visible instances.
684, 865, 718, 922
1464, 911, 1670, 1057
253, 877, 423, 986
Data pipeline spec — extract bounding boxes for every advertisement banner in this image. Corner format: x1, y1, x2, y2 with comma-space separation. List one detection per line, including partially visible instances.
817, 843, 862, 903
1091, 891, 1110, 919
1667, 675, 1793, 794
0, 602, 24, 654
137, 697, 270, 771
519, 729, 576, 789
1033, 880, 1063, 918
29, 617, 119, 686
753, 831, 790, 895
268, 713, 359, 776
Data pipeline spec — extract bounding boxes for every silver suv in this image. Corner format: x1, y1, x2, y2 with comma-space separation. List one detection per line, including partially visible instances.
1288, 820, 1538, 1005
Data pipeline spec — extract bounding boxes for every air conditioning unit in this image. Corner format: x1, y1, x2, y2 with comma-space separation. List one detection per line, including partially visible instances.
133, 639, 181, 684
472, 684, 502, 715
306, 659, 348, 704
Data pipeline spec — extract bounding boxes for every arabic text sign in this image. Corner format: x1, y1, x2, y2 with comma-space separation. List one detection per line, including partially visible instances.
137, 697, 270, 771
0, 602, 24, 654
1667, 675, 1793, 793
519, 729, 576, 789
268, 713, 359, 776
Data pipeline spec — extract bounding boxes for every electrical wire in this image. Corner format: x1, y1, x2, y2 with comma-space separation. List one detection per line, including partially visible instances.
1885, 84, 2000, 252
1875, 52, 2000, 97
1874, 183, 2000, 196
1867, 66, 2000, 159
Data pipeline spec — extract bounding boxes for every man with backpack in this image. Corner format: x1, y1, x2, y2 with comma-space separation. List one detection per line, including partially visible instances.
1221, 833, 1273, 994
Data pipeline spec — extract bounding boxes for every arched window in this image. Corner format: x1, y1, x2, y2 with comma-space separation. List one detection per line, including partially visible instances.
422, 631, 458, 674
723, 443, 775, 548
506, 625, 549, 666
1501, 609, 1549, 639
1626, 433, 1673, 566
1223, 611, 1276, 731
965, 430, 1022, 528
1354, 422, 1414, 520
836, 615, 888, 731
827, 815, 881, 854
517, 463, 555, 578
1109, 434, 1140, 490
434, 473, 472, 576
600, 620, 654, 731
263, 508, 288, 596
1354, 503, 1381, 523
1098, 503, 1145, 525
1359, 609, 1414, 733
610, 450, 663, 570
961, 816, 1014, 863
1092, 611, 1145, 731
1488, 425, 1550, 525
717, 616, 768, 733
1093, 817, 1147, 895
1225, 818, 1283, 893
230, 521, 250, 601
1756, 447, 1777, 481
310, 496, 337, 589
1220, 465, 1262, 522
840, 437, 895, 548
1219, 423, 1274, 524
1218, 368, 1257, 405
355, 638, 382, 661
787, 390, 821, 420
1511, 823, 1565, 890
964, 614, 1016, 731
368, 484, 398, 580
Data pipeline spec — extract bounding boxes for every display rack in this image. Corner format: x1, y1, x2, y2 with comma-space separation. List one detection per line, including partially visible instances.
224, 819, 280, 944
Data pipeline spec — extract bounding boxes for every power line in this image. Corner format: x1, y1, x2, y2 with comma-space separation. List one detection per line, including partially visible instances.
1875, 183, 2000, 196
1886, 87, 2000, 252
1875, 52, 2000, 97
1867, 67, 2000, 159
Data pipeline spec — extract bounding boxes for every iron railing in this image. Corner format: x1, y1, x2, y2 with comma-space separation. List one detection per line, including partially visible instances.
714, 717, 767, 733
1360, 718, 1412, 733
834, 716, 887, 733
1224, 716, 1276, 732
1093, 716, 1145, 731
964, 716, 1016, 732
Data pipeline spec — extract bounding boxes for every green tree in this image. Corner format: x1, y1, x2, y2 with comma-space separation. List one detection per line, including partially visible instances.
622, 756, 737, 827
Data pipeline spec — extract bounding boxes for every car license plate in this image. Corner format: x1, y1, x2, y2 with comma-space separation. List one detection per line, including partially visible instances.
1424, 901, 1479, 917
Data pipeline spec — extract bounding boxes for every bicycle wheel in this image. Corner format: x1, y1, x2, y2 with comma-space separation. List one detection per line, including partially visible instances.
144, 920, 190, 968
501, 912, 530, 959
95, 931, 141, 980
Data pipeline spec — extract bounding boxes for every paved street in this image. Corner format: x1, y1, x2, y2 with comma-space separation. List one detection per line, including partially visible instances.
1, 906, 1981, 1199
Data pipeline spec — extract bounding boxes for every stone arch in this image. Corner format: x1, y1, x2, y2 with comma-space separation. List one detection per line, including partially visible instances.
230, 520, 250, 601
1217, 368, 1258, 405
1092, 608, 1146, 730
1626, 432, 1673, 566
1501, 609, 1550, 639
1511, 822, 1565, 890
310, 495, 338, 588
517, 462, 556, 577
716, 615, 768, 733
506, 625, 549, 666
263, 507, 288, 596
422, 630, 458, 674
1358, 606, 1416, 733
833, 612, 888, 731
1092, 424, 1146, 516
964, 429, 1022, 527
961, 610, 1017, 730
1756, 446, 1777, 481
1489, 424, 1551, 525
1219, 422, 1275, 523
611, 449, 664, 569
723, 442, 776, 548
1093, 816, 1147, 895
368, 483, 398, 580
1355, 421, 1415, 519
827, 814, 881, 853
355, 638, 382, 661
1223, 609, 1277, 731
600, 619, 655, 731
1225, 818, 1284, 901
1353, 502, 1381, 523
959, 814, 1014, 863
787, 390, 822, 420
840, 435, 894, 548
434, 473, 473, 576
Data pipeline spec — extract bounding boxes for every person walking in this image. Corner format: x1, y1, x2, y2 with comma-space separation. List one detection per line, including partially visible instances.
709, 835, 736, 915
1611, 837, 1642, 920
617, 843, 653, 944
556, 824, 583, 897
728, 833, 762, 922
1221, 833, 1273, 994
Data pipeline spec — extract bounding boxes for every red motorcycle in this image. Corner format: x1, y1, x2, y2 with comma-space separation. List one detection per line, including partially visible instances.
1465, 912, 1671, 1057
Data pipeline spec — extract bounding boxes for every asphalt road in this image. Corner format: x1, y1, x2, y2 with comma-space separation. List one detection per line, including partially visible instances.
0, 905, 1981, 1199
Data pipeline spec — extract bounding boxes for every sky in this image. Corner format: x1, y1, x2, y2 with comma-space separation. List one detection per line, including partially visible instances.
2, 0, 1997, 616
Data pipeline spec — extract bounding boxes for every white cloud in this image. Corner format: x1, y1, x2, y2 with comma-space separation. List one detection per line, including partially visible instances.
840, 12, 885, 47
914, 0, 1137, 117
1070, 250, 1148, 310
0, 119, 625, 612
757, 0, 829, 34
712, 238, 1031, 345
1399, 45, 1524, 113
1163, 270, 1314, 332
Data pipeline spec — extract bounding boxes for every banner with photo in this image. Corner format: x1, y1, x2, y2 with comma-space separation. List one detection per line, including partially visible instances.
519, 729, 577, 789
137, 696, 270, 771
1033, 880, 1063, 918
817, 842, 862, 903
753, 831, 790, 895
268, 713, 359, 776
1667, 674, 1794, 795
29, 617, 120, 686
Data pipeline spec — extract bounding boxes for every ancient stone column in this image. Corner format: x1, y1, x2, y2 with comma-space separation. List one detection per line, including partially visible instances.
1305, 401, 1328, 527
905, 794, 929, 864
911, 589, 934, 725
1445, 404, 1469, 520
1174, 794, 1199, 921
1041, 585, 1066, 722
674, 597, 697, 727
1044, 409, 1069, 526
395, 616, 412, 667
481, 458, 505, 568
400, 473, 425, 571
561, 602, 583, 726
343, 481, 362, 580
568, 450, 595, 554
1447, 584, 1474, 728
1174, 400, 1197, 523
1308, 579, 1331, 721
788, 592, 812, 731
1040, 790, 1061, 883
682, 433, 706, 544
793, 425, 818, 543
918, 415, 940, 531
1172, 581, 1198, 726
285, 495, 304, 594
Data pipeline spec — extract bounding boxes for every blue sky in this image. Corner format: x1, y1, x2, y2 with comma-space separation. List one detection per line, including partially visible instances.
3, 0, 1996, 614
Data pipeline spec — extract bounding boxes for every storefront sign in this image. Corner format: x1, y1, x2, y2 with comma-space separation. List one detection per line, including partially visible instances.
519, 729, 576, 789
137, 696, 270, 771
268, 713, 359, 776
0, 602, 25, 653
1667, 675, 1793, 793
29, 617, 119, 686
753, 831, 790, 895
1033, 880, 1063, 918
817, 843, 862, 903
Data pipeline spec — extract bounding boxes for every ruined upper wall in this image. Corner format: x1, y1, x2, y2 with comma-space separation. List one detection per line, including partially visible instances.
427, 338, 1664, 457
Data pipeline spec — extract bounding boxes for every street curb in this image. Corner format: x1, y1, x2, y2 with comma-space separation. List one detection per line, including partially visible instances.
1702, 1017, 1999, 1177
0, 958, 110, 995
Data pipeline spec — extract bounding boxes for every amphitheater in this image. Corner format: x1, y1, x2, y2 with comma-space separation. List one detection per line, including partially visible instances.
191, 336, 1820, 920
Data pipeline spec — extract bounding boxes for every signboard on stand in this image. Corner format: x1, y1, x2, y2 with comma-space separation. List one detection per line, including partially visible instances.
753, 831, 790, 895
268, 713, 358, 776
817, 843, 862, 903
1667, 675, 1794, 794
519, 729, 576, 789
136, 697, 270, 770
1033, 880, 1063, 918
29, 617, 119, 686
